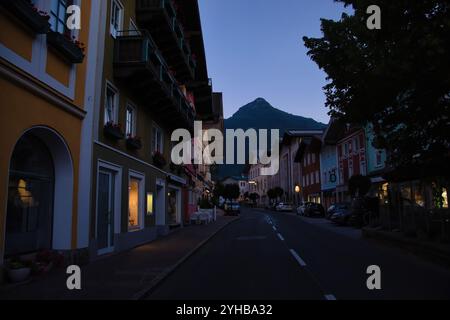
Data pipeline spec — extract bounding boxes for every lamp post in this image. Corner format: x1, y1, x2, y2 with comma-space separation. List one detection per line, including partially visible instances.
295, 185, 301, 207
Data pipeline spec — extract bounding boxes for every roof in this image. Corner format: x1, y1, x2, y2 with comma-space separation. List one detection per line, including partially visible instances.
281, 129, 324, 146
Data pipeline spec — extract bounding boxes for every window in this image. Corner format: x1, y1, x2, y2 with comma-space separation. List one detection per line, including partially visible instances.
125, 104, 136, 137
311, 173, 315, 185
50, 0, 72, 34
344, 143, 349, 157
104, 84, 118, 124
152, 125, 164, 154
312, 153, 316, 164
354, 137, 360, 152
316, 171, 320, 184
110, 0, 124, 38
128, 174, 144, 231
376, 150, 383, 167
146, 192, 153, 216
306, 174, 309, 186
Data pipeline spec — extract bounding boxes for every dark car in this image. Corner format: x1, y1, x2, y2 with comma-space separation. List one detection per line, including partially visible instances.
326, 203, 350, 220
225, 201, 241, 216
304, 203, 325, 217
330, 205, 352, 225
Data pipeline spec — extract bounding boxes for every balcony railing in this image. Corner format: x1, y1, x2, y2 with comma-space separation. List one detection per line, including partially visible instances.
114, 30, 195, 130
136, 0, 195, 82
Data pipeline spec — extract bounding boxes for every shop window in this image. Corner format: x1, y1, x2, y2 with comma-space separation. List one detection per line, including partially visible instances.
128, 176, 143, 231
443, 188, 449, 208
146, 192, 153, 216
6, 133, 55, 256
413, 182, 425, 208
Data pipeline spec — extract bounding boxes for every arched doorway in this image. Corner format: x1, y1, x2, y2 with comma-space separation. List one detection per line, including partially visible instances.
4, 127, 74, 258
6, 133, 54, 256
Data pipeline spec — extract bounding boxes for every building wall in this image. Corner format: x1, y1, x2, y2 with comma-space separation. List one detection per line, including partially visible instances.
0, 0, 95, 263
301, 150, 321, 203
320, 145, 339, 192
365, 124, 387, 176
337, 129, 366, 201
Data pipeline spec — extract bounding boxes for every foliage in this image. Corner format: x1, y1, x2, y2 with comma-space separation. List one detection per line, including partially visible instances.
274, 187, 284, 199
199, 198, 214, 209
267, 188, 277, 200
223, 184, 241, 201
303, 0, 450, 176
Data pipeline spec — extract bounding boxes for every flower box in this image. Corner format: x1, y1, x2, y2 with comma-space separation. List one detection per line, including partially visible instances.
47, 31, 85, 64
0, 0, 51, 34
126, 137, 143, 150
104, 123, 124, 140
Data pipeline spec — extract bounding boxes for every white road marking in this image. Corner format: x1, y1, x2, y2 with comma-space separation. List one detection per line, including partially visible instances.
277, 233, 285, 241
289, 249, 307, 267
272, 226, 277, 231
324, 294, 337, 301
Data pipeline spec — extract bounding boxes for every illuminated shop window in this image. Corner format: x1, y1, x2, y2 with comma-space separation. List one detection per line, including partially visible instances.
442, 188, 448, 209
128, 178, 140, 230
146, 192, 154, 216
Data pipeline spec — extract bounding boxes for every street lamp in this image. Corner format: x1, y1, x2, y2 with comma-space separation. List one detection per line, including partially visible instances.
295, 185, 301, 207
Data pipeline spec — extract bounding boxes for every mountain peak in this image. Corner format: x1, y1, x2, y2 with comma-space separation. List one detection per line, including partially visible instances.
237, 97, 273, 114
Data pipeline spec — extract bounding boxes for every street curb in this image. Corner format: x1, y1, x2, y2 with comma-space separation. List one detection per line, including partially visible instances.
132, 217, 241, 300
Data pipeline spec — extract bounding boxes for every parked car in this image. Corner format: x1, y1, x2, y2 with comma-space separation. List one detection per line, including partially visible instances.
330, 205, 353, 225
326, 203, 350, 220
304, 203, 325, 217
225, 201, 241, 216
296, 202, 312, 216
275, 203, 293, 212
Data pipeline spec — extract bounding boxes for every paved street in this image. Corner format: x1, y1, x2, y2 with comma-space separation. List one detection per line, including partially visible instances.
147, 207, 450, 300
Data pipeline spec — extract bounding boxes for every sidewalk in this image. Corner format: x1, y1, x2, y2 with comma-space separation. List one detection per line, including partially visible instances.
0, 215, 239, 300
363, 227, 450, 267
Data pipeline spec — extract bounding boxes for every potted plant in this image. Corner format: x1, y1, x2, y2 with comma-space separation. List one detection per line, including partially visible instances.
126, 135, 142, 150
6, 259, 32, 283
104, 122, 124, 140
153, 151, 167, 169
0, 0, 51, 34
47, 31, 85, 64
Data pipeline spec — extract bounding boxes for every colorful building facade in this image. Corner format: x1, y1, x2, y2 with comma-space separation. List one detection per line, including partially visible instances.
88, 0, 213, 257
0, 0, 101, 265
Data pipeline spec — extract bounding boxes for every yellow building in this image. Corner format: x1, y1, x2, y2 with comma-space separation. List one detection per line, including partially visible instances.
0, 0, 102, 266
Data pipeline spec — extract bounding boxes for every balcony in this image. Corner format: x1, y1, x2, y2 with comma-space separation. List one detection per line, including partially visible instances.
136, 0, 195, 82
113, 30, 195, 130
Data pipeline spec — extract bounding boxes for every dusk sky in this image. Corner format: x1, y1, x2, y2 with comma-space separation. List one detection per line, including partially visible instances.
198, 0, 350, 124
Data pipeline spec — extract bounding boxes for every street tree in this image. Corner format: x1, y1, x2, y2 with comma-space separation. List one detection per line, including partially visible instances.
303, 0, 450, 180
224, 184, 241, 201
